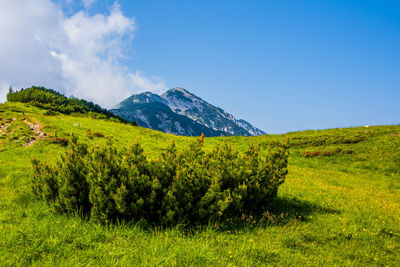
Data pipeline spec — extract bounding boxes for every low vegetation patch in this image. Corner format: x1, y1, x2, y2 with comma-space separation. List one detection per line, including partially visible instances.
300, 146, 353, 158
31, 134, 288, 225
289, 133, 369, 147
44, 136, 69, 146
86, 129, 104, 139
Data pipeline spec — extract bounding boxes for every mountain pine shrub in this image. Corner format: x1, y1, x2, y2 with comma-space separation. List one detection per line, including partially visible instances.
32, 134, 91, 214
32, 134, 289, 225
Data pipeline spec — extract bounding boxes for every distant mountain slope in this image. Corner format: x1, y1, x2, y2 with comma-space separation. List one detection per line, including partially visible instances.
111, 87, 265, 136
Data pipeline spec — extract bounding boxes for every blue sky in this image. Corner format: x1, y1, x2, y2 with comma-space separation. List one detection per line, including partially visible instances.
1, 0, 399, 133
96, 0, 400, 133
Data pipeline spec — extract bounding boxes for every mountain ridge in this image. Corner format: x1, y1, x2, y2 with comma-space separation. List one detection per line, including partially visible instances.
111, 87, 265, 137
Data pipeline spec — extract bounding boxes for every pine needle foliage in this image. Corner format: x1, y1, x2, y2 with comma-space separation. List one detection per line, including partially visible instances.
32, 134, 288, 225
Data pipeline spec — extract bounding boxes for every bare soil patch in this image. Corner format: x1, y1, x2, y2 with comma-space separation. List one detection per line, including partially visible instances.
23, 118, 47, 146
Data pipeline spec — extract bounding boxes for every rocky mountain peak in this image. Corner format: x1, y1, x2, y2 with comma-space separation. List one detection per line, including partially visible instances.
111, 87, 265, 137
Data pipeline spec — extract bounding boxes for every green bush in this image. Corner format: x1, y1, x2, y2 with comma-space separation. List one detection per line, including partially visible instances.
32, 135, 90, 214
32, 134, 288, 225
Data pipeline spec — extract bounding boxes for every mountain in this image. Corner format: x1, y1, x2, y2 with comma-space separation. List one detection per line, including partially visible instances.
111, 87, 265, 136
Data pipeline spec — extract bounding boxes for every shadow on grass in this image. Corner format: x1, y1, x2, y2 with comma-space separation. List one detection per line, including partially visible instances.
215, 196, 340, 231
107, 196, 342, 233
22, 193, 341, 233
269, 196, 339, 219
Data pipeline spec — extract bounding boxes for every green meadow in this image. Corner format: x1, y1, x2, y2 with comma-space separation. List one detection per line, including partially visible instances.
0, 101, 399, 266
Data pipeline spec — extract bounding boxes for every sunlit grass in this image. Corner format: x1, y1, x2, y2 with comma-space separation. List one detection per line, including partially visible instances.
0, 102, 399, 265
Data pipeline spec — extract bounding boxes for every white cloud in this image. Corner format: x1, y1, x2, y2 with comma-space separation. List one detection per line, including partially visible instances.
83, 0, 95, 9
0, 0, 166, 107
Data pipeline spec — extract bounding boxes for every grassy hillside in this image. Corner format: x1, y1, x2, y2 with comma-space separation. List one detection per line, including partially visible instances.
0, 102, 399, 266
6, 86, 132, 124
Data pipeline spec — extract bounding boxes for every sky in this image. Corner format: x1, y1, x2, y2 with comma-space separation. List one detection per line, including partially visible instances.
0, 0, 399, 133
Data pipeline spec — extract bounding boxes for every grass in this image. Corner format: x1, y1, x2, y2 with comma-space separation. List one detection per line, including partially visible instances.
0, 102, 399, 266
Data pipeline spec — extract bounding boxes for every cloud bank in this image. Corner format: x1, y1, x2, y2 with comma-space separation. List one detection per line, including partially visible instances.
0, 0, 166, 108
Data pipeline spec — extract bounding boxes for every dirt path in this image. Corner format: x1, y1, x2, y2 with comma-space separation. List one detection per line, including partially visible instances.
22, 118, 47, 147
